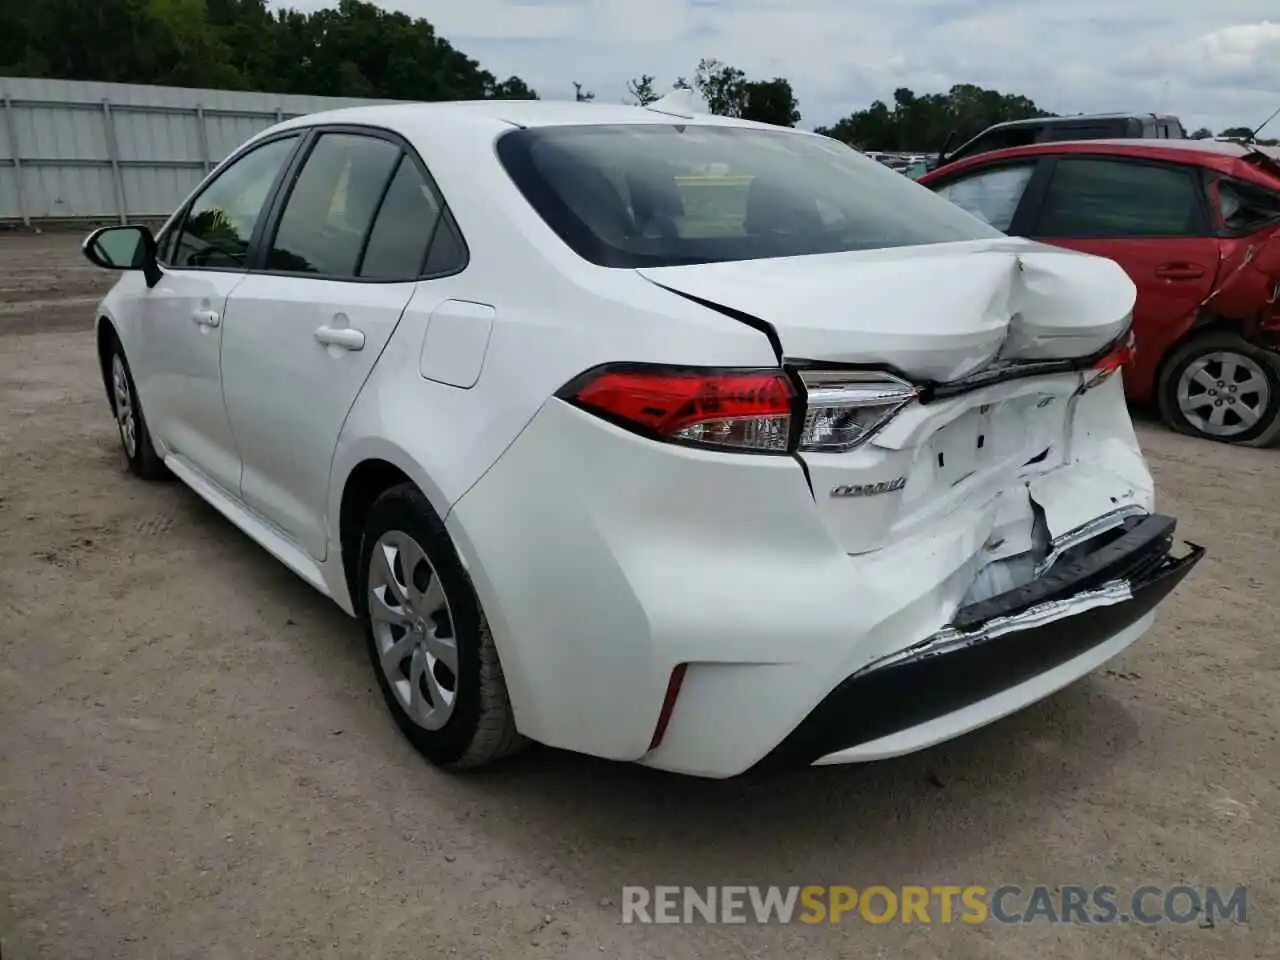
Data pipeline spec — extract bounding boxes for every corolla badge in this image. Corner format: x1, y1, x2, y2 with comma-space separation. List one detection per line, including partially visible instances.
830, 477, 907, 498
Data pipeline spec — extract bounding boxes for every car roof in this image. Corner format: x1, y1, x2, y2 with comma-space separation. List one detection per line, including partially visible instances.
922, 137, 1280, 183
269, 98, 772, 136
981, 113, 1180, 132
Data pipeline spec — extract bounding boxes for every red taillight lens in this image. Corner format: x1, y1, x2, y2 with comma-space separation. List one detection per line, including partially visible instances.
1095, 330, 1136, 374
562, 365, 794, 453
1080, 330, 1135, 394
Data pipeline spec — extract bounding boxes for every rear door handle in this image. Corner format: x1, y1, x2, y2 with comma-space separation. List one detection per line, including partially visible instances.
192, 308, 221, 327
314, 326, 365, 351
1154, 263, 1206, 281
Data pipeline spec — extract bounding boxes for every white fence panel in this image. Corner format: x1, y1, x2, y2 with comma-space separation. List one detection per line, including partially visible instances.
0, 77, 397, 224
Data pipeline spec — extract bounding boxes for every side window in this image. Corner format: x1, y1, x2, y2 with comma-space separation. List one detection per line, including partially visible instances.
1216, 179, 1280, 234
1035, 158, 1199, 237
266, 133, 402, 277
933, 163, 1036, 232
358, 156, 452, 280
1039, 124, 1118, 143
172, 135, 299, 269
955, 128, 1036, 161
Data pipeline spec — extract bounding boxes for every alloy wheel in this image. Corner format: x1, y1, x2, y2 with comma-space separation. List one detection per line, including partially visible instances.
367, 530, 458, 731
1175, 350, 1272, 439
111, 354, 138, 459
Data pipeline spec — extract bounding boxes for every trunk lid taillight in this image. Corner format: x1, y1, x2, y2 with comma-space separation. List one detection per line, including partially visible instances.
797, 371, 919, 452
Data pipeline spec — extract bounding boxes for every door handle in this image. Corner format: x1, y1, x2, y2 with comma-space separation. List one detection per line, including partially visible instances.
192, 308, 221, 327
1154, 263, 1206, 281
314, 326, 365, 351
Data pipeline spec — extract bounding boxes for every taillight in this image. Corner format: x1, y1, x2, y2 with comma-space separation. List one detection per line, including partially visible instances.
796, 370, 919, 452
560, 365, 794, 453
1081, 329, 1136, 393
1095, 329, 1136, 374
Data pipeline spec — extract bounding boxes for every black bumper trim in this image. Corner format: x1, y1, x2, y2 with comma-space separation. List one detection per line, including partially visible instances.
752, 537, 1204, 774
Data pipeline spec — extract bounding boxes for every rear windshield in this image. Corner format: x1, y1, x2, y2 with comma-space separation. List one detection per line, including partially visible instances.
495, 124, 1002, 267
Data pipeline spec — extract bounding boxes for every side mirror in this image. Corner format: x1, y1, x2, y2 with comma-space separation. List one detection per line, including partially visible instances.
82, 224, 162, 288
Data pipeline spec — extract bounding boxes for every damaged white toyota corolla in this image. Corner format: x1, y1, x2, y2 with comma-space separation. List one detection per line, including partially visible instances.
83, 93, 1203, 778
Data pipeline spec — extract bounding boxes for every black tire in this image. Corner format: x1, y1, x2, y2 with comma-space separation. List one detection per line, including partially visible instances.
1156, 331, 1280, 447
357, 483, 525, 769
107, 338, 168, 479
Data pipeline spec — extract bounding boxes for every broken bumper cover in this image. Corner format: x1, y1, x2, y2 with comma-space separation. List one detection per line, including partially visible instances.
754, 515, 1203, 772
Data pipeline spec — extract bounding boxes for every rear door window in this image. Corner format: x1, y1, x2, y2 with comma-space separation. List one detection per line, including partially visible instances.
932, 163, 1037, 231
1034, 158, 1201, 237
1216, 179, 1280, 234
265, 133, 403, 277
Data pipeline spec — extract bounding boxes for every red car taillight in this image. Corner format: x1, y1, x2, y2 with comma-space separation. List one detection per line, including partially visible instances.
560, 365, 795, 453
1095, 329, 1136, 375
1080, 329, 1136, 394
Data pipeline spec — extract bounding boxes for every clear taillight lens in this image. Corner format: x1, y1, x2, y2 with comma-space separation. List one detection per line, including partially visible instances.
797, 370, 919, 452
560, 365, 794, 453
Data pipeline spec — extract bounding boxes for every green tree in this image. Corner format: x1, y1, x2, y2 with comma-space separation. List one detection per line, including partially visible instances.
573, 81, 594, 102
0, 0, 537, 102
626, 74, 658, 106
1219, 126, 1256, 139
742, 77, 800, 127
1190, 127, 1214, 139
691, 59, 801, 126
694, 58, 747, 117
816, 84, 1052, 152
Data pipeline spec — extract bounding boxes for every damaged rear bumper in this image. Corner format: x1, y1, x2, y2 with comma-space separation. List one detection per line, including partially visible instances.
754, 515, 1203, 772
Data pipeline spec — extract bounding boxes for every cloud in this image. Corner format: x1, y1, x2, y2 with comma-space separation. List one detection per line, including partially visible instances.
271, 0, 1280, 135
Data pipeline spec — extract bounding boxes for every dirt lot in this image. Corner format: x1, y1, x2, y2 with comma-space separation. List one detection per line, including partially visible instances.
1, 231, 1277, 959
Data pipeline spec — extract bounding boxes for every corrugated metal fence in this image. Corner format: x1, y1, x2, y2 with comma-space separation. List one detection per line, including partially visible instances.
0, 77, 397, 225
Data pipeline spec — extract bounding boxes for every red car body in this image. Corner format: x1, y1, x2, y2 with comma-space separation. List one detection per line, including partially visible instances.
919, 139, 1280, 443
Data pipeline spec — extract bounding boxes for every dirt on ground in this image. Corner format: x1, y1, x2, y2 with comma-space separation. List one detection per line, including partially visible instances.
1, 231, 1277, 960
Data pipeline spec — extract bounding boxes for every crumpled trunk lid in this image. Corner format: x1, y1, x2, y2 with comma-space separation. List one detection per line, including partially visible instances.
637, 237, 1135, 381
639, 237, 1144, 566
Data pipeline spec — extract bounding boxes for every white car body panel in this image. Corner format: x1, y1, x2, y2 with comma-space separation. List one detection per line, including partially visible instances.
87, 99, 1199, 778
220, 273, 418, 560
129, 266, 247, 493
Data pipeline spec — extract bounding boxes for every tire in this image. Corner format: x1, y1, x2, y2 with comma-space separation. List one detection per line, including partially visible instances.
357, 483, 525, 769
107, 339, 168, 479
1156, 331, 1280, 447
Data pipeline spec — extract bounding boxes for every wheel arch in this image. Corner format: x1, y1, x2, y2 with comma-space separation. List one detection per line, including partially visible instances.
96, 316, 120, 412
331, 441, 456, 609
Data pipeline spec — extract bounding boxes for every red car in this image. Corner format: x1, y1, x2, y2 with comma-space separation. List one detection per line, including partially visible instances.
919, 139, 1280, 445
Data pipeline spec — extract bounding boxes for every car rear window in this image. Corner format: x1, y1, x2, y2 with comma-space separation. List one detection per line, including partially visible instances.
495, 124, 1001, 267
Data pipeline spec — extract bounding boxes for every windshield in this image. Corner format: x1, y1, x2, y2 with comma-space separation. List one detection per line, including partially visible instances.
495, 124, 1002, 267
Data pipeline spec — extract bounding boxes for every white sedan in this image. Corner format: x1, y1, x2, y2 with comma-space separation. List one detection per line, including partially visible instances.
82, 93, 1202, 778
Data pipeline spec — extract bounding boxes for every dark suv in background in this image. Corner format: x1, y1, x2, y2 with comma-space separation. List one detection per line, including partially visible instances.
933, 113, 1187, 170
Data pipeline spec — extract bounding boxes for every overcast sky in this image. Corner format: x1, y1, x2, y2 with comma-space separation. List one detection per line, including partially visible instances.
274, 1, 1280, 135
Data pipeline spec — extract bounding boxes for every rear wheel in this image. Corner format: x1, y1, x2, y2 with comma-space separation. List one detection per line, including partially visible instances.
108, 341, 167, 479
357, 483, 525, 769
1157, 332, 1280, 446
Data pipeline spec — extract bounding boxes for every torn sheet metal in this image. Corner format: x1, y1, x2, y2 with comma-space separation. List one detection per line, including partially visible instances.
853, 580, 1135, 676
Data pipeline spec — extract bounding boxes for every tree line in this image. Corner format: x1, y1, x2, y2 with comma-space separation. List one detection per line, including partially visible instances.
1, 0, 1271, 150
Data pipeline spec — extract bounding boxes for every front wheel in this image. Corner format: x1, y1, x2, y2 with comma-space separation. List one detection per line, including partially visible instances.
1157, 332, 1280, 446
108, 341, 168, 479
357, 483, 525, 769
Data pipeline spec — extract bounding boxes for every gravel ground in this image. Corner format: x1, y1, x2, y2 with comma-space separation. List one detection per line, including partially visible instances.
1, 231, 1277, 960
